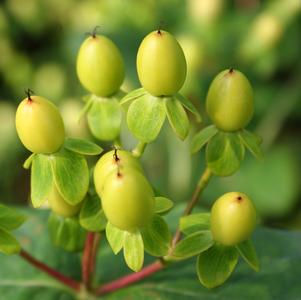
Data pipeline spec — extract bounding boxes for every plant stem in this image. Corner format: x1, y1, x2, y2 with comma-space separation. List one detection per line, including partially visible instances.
132, 141, 147, 158
96, 260, 163, 296
171, 167, 212, 247
94, 167, 212, 296
19, 249, 81, 291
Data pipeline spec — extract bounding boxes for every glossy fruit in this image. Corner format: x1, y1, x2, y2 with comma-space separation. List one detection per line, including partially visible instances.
94, 149, 143, 197
48, 185, 81, 218
76, 35, 125, 97
136, 30, 187, 96
101, 169, 154, 231
206, 69, 254, 132
210, 192, 257, 246
15, 95, 65, 153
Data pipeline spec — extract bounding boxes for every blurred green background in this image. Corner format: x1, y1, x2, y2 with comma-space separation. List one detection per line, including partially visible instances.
0, 0, 300, 229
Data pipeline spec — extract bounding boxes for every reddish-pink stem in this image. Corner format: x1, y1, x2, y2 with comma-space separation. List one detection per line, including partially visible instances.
19, 249, 81, 291
96, 260, 163, 295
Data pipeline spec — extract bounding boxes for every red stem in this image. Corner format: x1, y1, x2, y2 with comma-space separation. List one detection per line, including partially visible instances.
96, 260, 163, 296
19, 249, 81, 291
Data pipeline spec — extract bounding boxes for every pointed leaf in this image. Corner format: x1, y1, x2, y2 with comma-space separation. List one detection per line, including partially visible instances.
0, 228, 20, 255
206, 132, 245, 176
106, 222, 125, 255
87, 97, 122, 141
64, 138, 103, 156
154, 197, 174, 214
123, 230, 144, 272
120, 88, 147, 105
0, 204, 26, 231
79, 195, 107, 232
51, 149, 89, 205
127, 94, 166, 143
31, 154, 53, 208
168, 231, 213, 261
191, 125, 218, 154
78, 96, 93, 122
180, 213, 210, 235
165, 97, 190, 140
23, 153, 35, 169
236, 239, 260, 272
175, 93, 202, 122
141, 215, 171, 257
197, 244, 239, 288
239, 130, 263, 160
48, 213, 86, 252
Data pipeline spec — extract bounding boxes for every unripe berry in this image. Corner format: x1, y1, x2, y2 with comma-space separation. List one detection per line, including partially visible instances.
76, 34, 125, 97
15, 95, 65, 154
210, 192, 257, 246
136, 30, 187, 96
101, 169, 154, 231
206, 69, 254, 132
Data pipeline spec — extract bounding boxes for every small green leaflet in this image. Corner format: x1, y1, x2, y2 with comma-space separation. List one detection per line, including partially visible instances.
51, 148, 89, 205
127, 93, 166, 143
191, 125, 218, 154
23, 153, 35, 169
164, 97, 190, 140
175, 93, 202, 122
48, 213, 86, 252
0, 228, 21, 255
120, 88, 147, 105
239, 129, 263, 160
154, 197, 174, 214
0, 204, 26, 231
236, 239, 260, 272
197, 244, 239, 288
106, 222, 125, 255
79, 195, 107, 232
141, 214, 171, 257
180, 213, 210, 235
123, 230, 144, 272
64, 138, 103, 156
31, 154, 53, 208
206, 131, 245, 176
167, 231, 213, 261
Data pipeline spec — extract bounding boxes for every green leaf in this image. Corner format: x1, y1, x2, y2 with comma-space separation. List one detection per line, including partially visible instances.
0, 204, 26, 231
168, 231, 213, 261
123, 230, 144, 272
236, 239, 260, 272
79, 195, 107, 232
106, 222, 125, 255
48, 213, 86, 252
87, 96, 122, 141
206, 132, 245, 176
154, 197, 174, 214
164, 97, 190, 140
197, 244, 239, 289
239, 130, 263, 160
120, 88, 147, 105
31, 154, 53, 208
23, 153, 35, 169
175, 93, 202, 122
78, 96, 93, 122
0, 228, 20, 255
64, 138, 103, 156
127, 94, 166, 143
180, 213, 211, 235
141, 215, 171, 257
50, 149, 89, 205
191, 125, 218, 154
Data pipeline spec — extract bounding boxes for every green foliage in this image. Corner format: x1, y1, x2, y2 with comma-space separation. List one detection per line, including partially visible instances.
236, 240, 260, 272
180, 213, 210, 235
154, 197, 174, 214
0, 229, 20, 255
239, 130, 263, 160
64, 138, 103, 156
0, 204, 26, 231
175, 93, 201, 122
106, 222, 125, 255
191, 125, 218, 154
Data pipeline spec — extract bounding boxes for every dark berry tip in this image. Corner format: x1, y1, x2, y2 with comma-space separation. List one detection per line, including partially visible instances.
229, 68, 234, 74
25, 88, 34, 101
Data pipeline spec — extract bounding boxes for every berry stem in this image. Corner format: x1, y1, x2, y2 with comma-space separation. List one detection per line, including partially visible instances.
94, 167, 212, 296
19, 249, 81, 291
95, 260, 163, 296
132, 141, 147, 158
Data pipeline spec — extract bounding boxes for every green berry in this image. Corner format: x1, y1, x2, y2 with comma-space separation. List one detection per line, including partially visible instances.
136, 30, 187, 96
210, 192, 257, 246
76, 34, 125, 97
206, 69, 254, 132
15, 95, 65, 154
